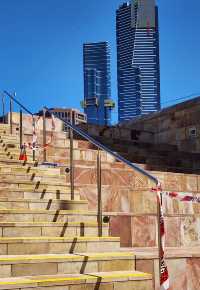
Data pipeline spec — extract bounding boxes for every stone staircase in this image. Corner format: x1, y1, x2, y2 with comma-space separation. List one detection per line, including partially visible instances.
0, 124, 152, 290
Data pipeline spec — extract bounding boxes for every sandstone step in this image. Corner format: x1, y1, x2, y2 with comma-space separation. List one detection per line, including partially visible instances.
0, 252, 135, 278
0, 152, 33, 160
0, 128, 12, 133
0, 124, 11, 128
0, 198, 88, 211
0, 209, 98, 223
0, 172, 66, 183
0, 222, 109, 238
0, 135, 19, 141
0, 186, 80, 196
0, 180, 74, 193
0, 164, 61, 175
0, 158, 40, 166
0, 236, 120, 255
0, 189, 80, 201
0, 271, 152, 290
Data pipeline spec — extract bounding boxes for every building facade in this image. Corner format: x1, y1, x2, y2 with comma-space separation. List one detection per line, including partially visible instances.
83, 42, 115, 126
117, 0, 160, 122
49, 108, 87, 130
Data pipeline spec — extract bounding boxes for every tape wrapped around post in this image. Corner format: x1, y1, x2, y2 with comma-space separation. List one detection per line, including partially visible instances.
155, 184, 169, 290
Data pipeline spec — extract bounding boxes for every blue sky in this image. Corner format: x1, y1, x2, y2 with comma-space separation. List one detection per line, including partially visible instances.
0, 0, 200, 123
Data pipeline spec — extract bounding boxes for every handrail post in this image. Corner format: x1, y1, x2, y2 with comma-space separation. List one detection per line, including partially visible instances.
157, 191, 162, 287
97, 148, 102, 237
19, 109, 23, 148
70, 128, 75, 200
9, 98, 13, 134
2, 94, 5, 124
43, 108, 47, 162
32, 116, 36, 162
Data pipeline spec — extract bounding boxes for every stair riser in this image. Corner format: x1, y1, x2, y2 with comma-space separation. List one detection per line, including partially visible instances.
0, 226, 108, 238
0, 258, 134, 278
0, 213, 97, 223
0, 166, 61, 175
0, 201, 88, 211
0, 175, 66, 183
0, 241, 120, 255
0, 137, 19, 143
0, 192, 80, 201
0, 279, 153, 290
0, 168, 61, 176
0, 184, 75, 193
0, 179, 70, 186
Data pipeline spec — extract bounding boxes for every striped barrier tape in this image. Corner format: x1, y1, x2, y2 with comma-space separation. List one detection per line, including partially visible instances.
163, 191, 200, 203
155, 184, 170, 290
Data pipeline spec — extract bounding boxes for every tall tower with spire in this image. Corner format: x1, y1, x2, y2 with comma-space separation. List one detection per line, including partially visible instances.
117, 0, 160, 122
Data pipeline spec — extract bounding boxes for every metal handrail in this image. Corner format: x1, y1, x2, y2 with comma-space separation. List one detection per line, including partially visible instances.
1, 91, 158, 184
45, 107, 159, 185
4, 91, 34, 116
3, 91, 35, 158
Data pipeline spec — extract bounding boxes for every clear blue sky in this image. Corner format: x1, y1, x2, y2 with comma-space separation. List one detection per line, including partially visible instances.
0, 0, 200, 123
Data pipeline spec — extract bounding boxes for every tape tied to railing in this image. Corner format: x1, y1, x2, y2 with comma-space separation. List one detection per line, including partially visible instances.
19, 114, 56, 160
163, 191, 200, 203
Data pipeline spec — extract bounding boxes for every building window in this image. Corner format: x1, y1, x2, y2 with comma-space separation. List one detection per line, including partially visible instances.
189, 127, 197, 138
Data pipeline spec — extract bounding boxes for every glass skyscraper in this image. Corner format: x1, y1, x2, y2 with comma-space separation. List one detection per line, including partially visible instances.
83, 42, 115, 126
117, 0, 160, 122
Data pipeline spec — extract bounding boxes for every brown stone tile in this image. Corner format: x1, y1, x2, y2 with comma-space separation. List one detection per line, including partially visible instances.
114, 280, 153, 290
167, 259, 188, 290
12, 262, 58, 277
98, 259, 134, 272
165, 217, 181, 247
186, 175, 198, 192
70, 284, 113, 290
131, 216, 157, 247
58, 261, 98, 274
8, 243, 50, 255
181, 216, 199, 247
3, 227, 41, 237
136, 259, 154, 275
186, 258, 200, 290
0, 265, 11, 278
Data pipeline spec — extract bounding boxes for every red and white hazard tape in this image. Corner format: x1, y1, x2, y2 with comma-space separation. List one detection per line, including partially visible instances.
162, 191, 200, 203
34, 114, 56, 149
155, 184, 170, 290
19, 114, 56, 161
152, 186, 200, 289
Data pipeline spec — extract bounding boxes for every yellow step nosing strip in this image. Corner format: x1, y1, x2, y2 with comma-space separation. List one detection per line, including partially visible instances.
0, 252, 135, 262
0, 236, 119, 241
0, 209, 97, 214
0, 199, 88, 204
0, 273, 151, 286
0, 222, 108, 226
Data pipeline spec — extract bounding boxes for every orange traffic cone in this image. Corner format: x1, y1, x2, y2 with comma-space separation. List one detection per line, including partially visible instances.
19, 144, 27, 161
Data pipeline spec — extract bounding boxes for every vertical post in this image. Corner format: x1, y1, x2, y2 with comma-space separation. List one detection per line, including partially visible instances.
97, 148, 102, 237
32, 116, 36, 162
2, 94, 5, 124
10, 99, 13, 134
19, 109, 23, 148
43, 108, 47, 162
157, 192, 162, 287
70, 128, 74, 200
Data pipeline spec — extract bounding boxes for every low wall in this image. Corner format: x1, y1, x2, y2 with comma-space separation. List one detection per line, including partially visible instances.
133, 248, 200, 290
